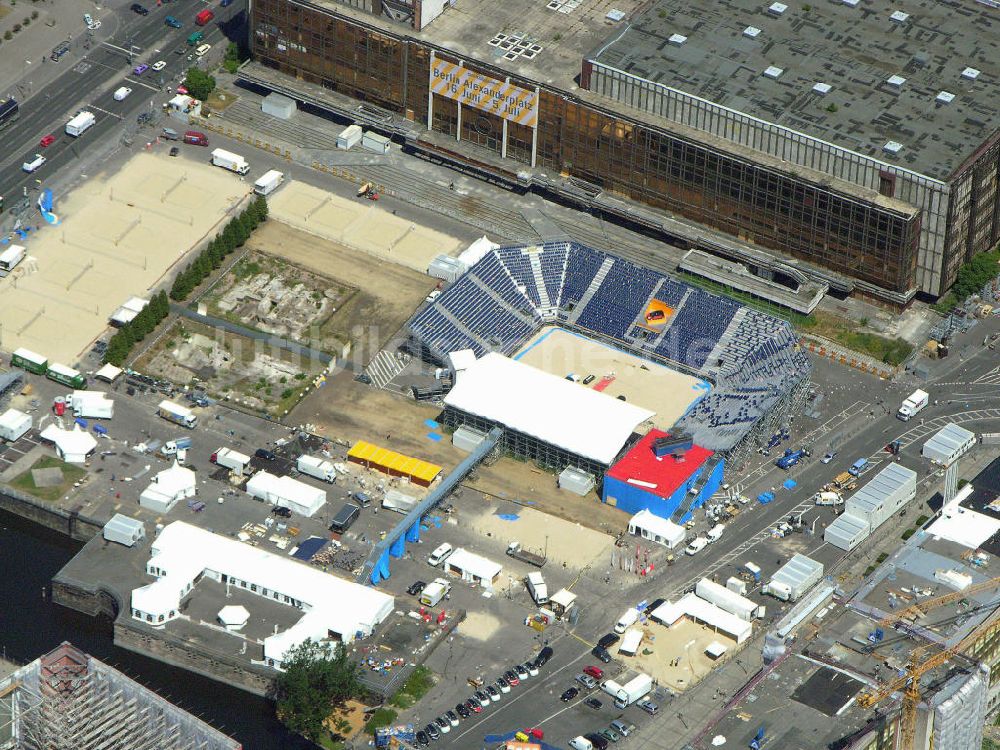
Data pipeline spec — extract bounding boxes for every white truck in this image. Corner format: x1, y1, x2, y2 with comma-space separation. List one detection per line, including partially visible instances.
0, 244, 26, 274
67, 391, 114, 419
383, 488, 418, 514
212, 447, 252, 475
898, 389, 929, 421
614, 673, 653, 709
525, 571, 549, 605
157, 400, 197, 429
211, 148, 250, 175
297, 454, 336, 483
420, 578, 451, 607
65, 111, 96, 137
614, 607, 640, 634
253, 169, 284, 195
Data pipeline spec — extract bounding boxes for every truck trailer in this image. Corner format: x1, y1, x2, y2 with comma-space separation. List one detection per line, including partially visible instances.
253, 169, 284, 195
0, 244, 26, 274
525, 571, 549, 605
67, 391, 114, 419
46, 363, 86, 389
211, 148, 249, 175
898, 389, 929, 421
212, 447, 252, 474
297, 455, 336, 483
420, 578, 451, 607
157, 400, 197, 428
65, 111, 96, 137
614, 674, 653, 708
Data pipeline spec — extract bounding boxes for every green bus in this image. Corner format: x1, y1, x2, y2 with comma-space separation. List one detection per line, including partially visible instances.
11, 347, 48, 375
46, 363, 86, 389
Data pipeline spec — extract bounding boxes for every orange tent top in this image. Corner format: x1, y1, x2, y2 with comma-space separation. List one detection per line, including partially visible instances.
347, 441, 442, 485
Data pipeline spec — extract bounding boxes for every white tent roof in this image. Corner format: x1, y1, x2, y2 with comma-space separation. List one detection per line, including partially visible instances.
245, 471, 326, 516
131, 522, 394, 663
447, 349, 477, 373
629, 509, 686, 545
218, 605, 250, 626
40, 423, 97, 460
0, 408, 30, 431
457, 235, 500, 268
95, 363, 123, 382
650, 592, 752, 643
149, 461, 196, 497
445, 547, 502, 580
444, 353, 654, 464
550, 588, 578, 609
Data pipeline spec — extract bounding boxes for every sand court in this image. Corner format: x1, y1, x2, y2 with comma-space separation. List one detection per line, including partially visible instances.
268, 181, 462, 272
0, 152, 248, 363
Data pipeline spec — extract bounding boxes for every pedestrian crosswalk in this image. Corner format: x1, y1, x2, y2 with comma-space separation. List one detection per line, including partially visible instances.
365, 350, 411, 390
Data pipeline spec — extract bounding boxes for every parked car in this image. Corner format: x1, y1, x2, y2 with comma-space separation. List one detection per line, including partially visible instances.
415, 730, 429, 746
637, 699, 658, 715
821, 451, 838, 464
133, 63, 149, 75
455, 703, 470, 718
504, 669, 520, 686
597, 634, 619, 649
474, 691, 490, 708
560, 687, 579, 702
407, 581, 426, 596
195, 42, 212, 57
434, 716, 450, 734
165, 15, 182, 27
514, 664, 529, 680
255, 448, 276, 461
524, 661, 539, 677
585, 733, 610, 750
445, 710, 458, 727
583, 665, 605, 680
610, 720, 634, 736
39, 134, 55, 148
130, 2, 149, 14
584, 697, 603, 710
591, 646, 612, 664
685, 537, 709, 555
465, 698, 481, 713
152, 60, 167, 71
534, 646, 553, 666
424, 723, 439, 740
600, 727, 621, 744
271, 506, 292, 518
486, 685, 500, 702
644, 598, 665, 616
576, 673, 598, 690
496, 677, 510, 693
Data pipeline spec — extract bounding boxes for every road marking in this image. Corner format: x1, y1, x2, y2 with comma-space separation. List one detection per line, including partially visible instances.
87, 104, 123, 120
126, 78, 160, 91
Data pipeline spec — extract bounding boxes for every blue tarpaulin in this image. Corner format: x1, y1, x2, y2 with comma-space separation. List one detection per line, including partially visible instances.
292, 537, 328, 561
757, 491, 774, 504
783, 478, 797, 489
424, 419, 440, 429
426, 432, 442, 442
74, 418, 88, 429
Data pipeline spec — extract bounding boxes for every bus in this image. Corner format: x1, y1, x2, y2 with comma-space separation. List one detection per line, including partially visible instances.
11, 348, 48, 375
0, 98, 18, 132
46, 363, 86, 389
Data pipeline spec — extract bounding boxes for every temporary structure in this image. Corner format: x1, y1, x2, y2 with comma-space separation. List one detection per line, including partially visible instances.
140, 461, 196, 513
103, 514, 145, 547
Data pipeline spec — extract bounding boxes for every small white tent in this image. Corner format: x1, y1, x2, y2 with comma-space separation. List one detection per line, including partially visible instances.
140, 461, 196, 513
628, 509, 686, 549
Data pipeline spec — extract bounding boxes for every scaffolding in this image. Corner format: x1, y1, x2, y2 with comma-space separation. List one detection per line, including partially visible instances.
1, 642, 240, 750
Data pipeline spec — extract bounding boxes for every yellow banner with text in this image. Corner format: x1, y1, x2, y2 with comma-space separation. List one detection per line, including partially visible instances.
430, 59, 538, 128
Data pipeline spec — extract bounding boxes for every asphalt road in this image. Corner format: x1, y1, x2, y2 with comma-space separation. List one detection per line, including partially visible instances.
0, 0, 242, 214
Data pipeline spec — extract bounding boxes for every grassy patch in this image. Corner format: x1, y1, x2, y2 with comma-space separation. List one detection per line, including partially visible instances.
876, 552, 888, 564
202, 88, 238, 112
0, 5, 11, 19
389, 666, 435, 709
863, 565, 876, 578
902, 528, 916, 541
804, 311, 912, 365
676, 271, 816, 327
363, 708, 398, 735
10, 456, 87, 502
915, 514, 929, 527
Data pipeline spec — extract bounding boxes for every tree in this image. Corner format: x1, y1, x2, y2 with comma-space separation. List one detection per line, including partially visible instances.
255, 194, 269, 221
273, 639, 360, 743
183, 67, 216, 101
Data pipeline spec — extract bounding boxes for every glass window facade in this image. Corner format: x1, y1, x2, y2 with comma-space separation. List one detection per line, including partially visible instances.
252, 0, 924, 297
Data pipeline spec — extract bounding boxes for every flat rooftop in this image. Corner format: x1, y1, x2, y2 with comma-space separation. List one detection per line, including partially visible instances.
587, 0, 1000, 180
309, 0, 645, 90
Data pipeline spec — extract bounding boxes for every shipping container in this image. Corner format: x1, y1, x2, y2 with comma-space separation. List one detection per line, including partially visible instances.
362, 131, 391, 154
337, 124, 363, 150
763, 554, 824, 602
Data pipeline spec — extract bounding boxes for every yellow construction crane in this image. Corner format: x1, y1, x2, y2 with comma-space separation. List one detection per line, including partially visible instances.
876, 573, 1000, 631
856, 623, 985, 749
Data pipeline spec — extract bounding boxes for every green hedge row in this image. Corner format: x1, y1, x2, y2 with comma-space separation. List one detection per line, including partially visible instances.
104, 291, 170, 366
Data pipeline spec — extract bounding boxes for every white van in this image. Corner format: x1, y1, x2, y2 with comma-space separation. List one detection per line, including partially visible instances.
685, 537, 709, 555
113, 86, 133, 101
22, 154, 46, 173
706, 524, 726, 543
569, 737, 593, 750
427, 542, 454, 567
614, 607, 639, 634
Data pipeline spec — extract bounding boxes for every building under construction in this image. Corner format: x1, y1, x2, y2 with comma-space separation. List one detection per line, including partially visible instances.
0, 642, 241, 750
243, 0, 1000, 306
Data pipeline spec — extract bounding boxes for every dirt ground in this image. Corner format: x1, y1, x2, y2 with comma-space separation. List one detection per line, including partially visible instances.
245, 221, 436, 363
515, 327, 710, 429
623, 618, 738, 693
0, 151, 247, 363
267, 181, 464, 273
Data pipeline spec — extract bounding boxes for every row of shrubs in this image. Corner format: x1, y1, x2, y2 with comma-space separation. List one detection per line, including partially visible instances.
170, 195, 268, 301
103, 292, 170, 366
2, 10, 39, 41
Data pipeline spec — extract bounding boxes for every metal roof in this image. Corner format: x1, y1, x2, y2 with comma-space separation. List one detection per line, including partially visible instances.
922, 423, 976, 464
770, 553, 823, 589
847, 462, 917, 514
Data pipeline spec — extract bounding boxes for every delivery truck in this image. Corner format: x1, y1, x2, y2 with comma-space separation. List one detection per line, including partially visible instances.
898, 389, 929, 421
613, 673, 653, 709
163, 437, 193, 455
0, 244, 26, 275
212, 447, 252, 474
297, 454, 336, 483
11, 348, 48, 374
67, 391, 114, 419
525, 571, 549, 605
157, 400, 197, 428
329, 502, 360, 533
211, 148, 249, 175
420, 578, 451, 607
65, 111, 96, 137
46, 363, 86, 389
253, 169, 284, 196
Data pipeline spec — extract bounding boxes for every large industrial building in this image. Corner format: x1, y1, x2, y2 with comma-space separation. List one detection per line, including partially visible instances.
0, 642, 241, 749
245, 0, 999, 305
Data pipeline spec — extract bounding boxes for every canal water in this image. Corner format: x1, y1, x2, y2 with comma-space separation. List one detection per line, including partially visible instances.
0, 509, 313, 749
